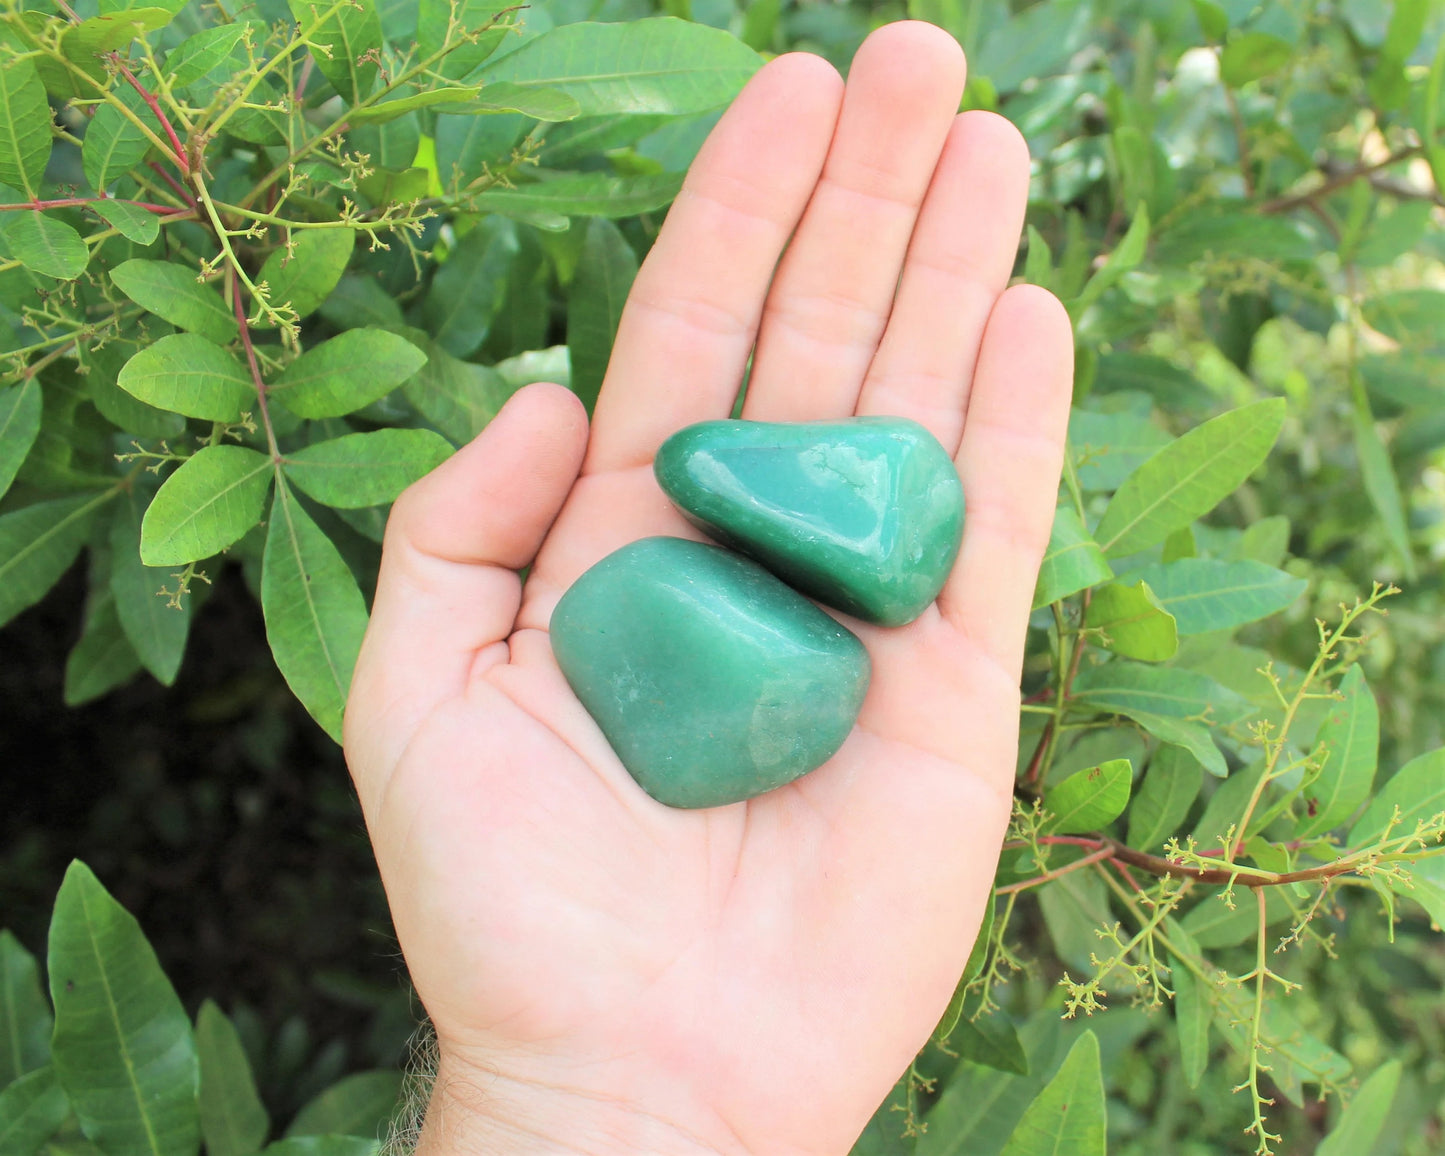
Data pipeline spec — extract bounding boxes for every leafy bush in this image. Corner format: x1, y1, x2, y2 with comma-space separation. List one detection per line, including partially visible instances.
2, 0, 1445, 1155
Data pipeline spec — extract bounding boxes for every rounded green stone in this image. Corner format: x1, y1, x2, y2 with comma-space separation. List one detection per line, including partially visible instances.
550, 537, 870, 809
654, 417, 965, 627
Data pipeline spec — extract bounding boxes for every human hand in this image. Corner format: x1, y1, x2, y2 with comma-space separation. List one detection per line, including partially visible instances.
343, 20, 1073, 1156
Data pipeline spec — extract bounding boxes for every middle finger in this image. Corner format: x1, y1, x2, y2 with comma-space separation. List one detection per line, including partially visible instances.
741, 21, 966, 423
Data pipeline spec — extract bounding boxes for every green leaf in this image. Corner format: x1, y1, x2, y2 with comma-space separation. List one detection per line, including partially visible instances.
283, 429, 450, 508
117, 334, 255, 422
1349, 747, 1445, 849
262, 484, 370, 742
1213, 999, 1351, 1106
260, 1138, 377, 1156
196, 1001, 269, 1156
418, 0, 511, 80
48, 861, 200, 1156
80, 341, 186, 440
1042, 759, 1131, 834
0, 1066, 69, 1156
973, 0, 1093, 94
1068, 409, 1171, 493
0, 932, 51, 1086
0, 493, 106, 630
110, 484, 191, 686
1179, 889, 1292, 949
850, 1069, 916, 1156
82, 86, 152, 192
63, 9, 175, 63
423, 218, 519, 357
90, 199, 160, 245
256, 230, 355, 326
1094, 399, 1287, 558
1166, 924, 1210, 1089
140, 446, 274, 566
433, 111, 525, 188
349, 86, 480, 124
998, 1032, 1104, 1156
2, 214, 87, 281
1070, 203, 1148, 318
0, 379, 41, 501
286, 1071, 402, 1139
1351, 391, 1414, 578
1131, 558, 1306, 635
1154, 210, 1314, 269
164, 24, 250, 89
0, 58, 52, 197
110, 260, 238, 346
1294, 666, 1378, 839
1317, 1059, 1401, 1156
287, 0, 381, 104
319, 276, 404, 330
1363, 289, 1445, 352
1127, 746, 1203, 851
1366, 0, 1426, 108
1083, 581, 1177, 662
951, 999, 1030, 1077
472, 172, 684, 221
269, 330, 428, 420
1032, 506, 1113, 609
63, 588, 143, 706
394, 327, 516, 444
469, 82, 581, 120
478, 19, 762, 116
1220, 31, 1293, 87
567, 218, 636, 413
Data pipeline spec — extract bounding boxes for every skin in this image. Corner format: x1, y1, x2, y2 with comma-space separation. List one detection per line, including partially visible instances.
343, 21, 1074, 1156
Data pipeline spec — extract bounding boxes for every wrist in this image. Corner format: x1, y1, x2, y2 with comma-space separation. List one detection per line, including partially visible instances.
414, 1049, 740, 1156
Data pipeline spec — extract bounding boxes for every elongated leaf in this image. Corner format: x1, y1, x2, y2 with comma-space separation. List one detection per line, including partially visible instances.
262, 484, 370, 742
1166, 924, 1210, 1089
1083, 581, 1177, 662
1132, 558, 1306, 635
473, 172, 684, 220
91, 199, 160, 244
998, 1032, 1104, 1156
110, 260, 238, 345
63, 589, 143, 706
1032, 506, 1113, 608
1042, 759, 1131, 834
1294, 666, 1379, 839
1220, 31, 1293, 87
951, 1001, 1029, 1077
0, 493, 107, 630
0, 931, 51, 1086
1094, 399, 1286, 557
0, 1066, 69, 1156
434, 110, 526, 187
1349, 748, 1445, 848
423, 219, 520, 357
286, 1071, 402, 1139
394, 328, 514, 443
850, 1069, 916, 1156
0, 57, 50, 196
319, 277, 404, 330
1352, 392, 1415, 578
110, 484, 191, 685
478, 19, 761, 116
118, 334, 255, 421
81, 340, 187, 440
418, 0, 511, 79
197, 1001, 269, 1156
164, 24, 250, 88
0, 379, 41, 501
3, 214, 87, 281
283, 429, 451, 509
933, 892, 995, 1046
287, 0, 381, 104
1213, 999, 1351, 1106
469, 82, 580, 120
269, 330, 428, 419
1071, 204, 1148, 318
48, 861, 200, 1156
82, 86, 152, 192
1179, 889, 1292, 948
349, 86, 480, 123
63, 9, 175, 62
567, 218, 636, 412
1318, 1060, 1401, 1156
141, 446, 273, 566
257, 230, 355, 326
1127, 745, 1202, 851
1069, 408, 1171, 492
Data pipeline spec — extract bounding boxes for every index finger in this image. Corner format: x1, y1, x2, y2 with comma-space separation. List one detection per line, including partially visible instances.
582, 51, 844, 475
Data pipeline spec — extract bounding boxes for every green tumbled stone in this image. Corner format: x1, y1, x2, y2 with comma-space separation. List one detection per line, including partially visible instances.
654, 417, 965, 627
550, 536, 870, 809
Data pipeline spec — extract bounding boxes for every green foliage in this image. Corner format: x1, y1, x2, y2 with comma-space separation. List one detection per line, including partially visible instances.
4, 1, 1445, 1154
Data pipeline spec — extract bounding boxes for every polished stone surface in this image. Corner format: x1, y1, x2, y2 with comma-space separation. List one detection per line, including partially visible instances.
654, 417, 965, 627
550, 536, 870, 809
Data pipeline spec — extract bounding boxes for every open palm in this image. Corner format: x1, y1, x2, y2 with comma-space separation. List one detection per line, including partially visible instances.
343, 22, 1073, 1156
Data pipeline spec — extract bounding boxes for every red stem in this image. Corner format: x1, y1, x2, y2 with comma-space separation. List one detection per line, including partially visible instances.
230, 270, 280, 459
149, 162, 197, 208
114, 59, 188, 173
0, 196, 180, 216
